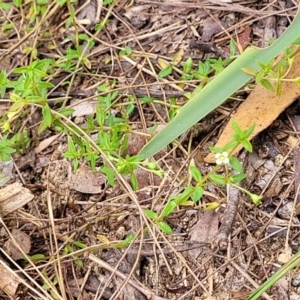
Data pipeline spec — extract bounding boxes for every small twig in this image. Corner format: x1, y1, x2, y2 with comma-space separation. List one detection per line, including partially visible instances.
211, 184, 240, 250
89, 253, 169, 300
127, 241, 209, 256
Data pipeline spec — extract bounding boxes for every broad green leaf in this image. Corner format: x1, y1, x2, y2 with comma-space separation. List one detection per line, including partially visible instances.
42, 105, 52, 127
139, 11, 300, 159
184, 57, 193, 73
75, 259, 83, 267
130, 173, 138, 191
204, 202, 220, 211
58, 108, 74, 116
241, 139, 252, 152
249, 193, 263, 205
73, 241, 87, 249
27, 254, 46, 262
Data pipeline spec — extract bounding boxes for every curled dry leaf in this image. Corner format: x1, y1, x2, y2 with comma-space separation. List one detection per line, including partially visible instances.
3, 229, 31, 260
35, 134, 61, 154
202, 17, 228, 42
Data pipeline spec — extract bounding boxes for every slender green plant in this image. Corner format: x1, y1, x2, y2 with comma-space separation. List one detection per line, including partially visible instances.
139, 10, 300, 159
247, 249, 300, 299
144, 121, 261, 234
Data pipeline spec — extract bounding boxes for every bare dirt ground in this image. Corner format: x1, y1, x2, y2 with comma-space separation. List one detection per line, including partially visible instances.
1, 0, 300, 299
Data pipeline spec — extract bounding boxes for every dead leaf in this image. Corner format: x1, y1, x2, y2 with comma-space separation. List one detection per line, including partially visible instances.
70, 164, 106, 194
35, 134, 61, 154
202, 17, 227, 42
0, 56, 11, 72
76, 1, 98, 24
35, 156, 50, 168
205, 51, 300, 163
238, 25, 252, 50
71, 99, 97, 117
124, 125, 167, 157
189, 211, 219, 258
4, 229, 31, 260
278, 244, 292, 263
172, 48, 184, 65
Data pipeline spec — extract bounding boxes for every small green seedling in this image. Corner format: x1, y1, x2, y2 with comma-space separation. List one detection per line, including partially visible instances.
144, 121, 262, 234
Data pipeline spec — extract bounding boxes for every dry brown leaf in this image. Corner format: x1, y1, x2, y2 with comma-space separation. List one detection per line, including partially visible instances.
278, 244, 292, 263
0, 56, 11, 72
4, 229, 31, 260
238, 25, 252, 50
205, 52, 300, 163
189, 211, 219, 258
70, 164, 106, 194
202, 17, 228, 42
71, 99, 97, 117
76, 1, 98, 24
35, 134, 61, 154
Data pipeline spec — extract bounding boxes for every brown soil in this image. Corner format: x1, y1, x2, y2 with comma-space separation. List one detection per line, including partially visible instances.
0, 1, 300, 299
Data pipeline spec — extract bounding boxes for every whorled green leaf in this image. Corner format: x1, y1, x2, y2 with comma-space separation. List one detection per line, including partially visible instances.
144, 209, 158, 220
158, 221, 173, 234
158, 65, 172, 78
160, 200, 177, 218
189, 165, 202, 182
229, 173, 247, 184
209, 174, 227, 185
229, 156, 243, 172
139, 10, 300, 159
192, 186, 203, 202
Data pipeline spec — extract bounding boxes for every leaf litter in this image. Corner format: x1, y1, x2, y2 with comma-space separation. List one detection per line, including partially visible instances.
1, 0, 300, 299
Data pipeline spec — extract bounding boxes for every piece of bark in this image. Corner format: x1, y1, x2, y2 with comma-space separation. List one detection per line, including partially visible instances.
0, 260, 25, 298
211, 184, 240, 250
0, 182, 34, 217
290, 116, 300, 205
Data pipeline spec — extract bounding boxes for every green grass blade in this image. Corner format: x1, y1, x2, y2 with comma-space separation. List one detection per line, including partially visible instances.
139, 10, 300, 159
247, 250, 300, 300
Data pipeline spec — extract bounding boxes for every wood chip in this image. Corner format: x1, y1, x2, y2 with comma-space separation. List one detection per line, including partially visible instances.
0, 182, 34, 217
